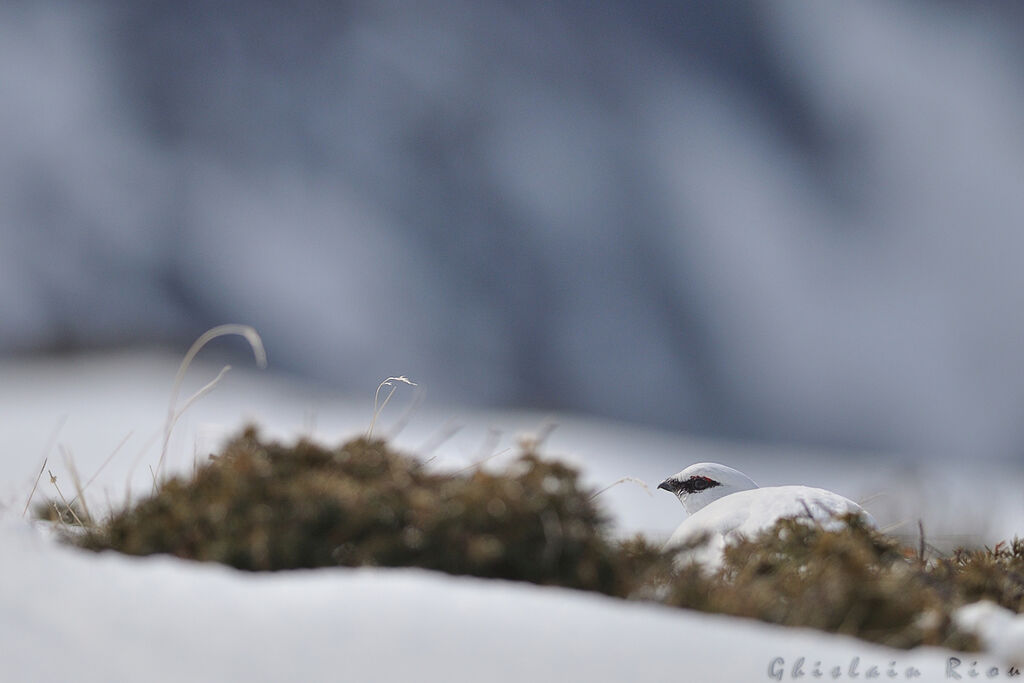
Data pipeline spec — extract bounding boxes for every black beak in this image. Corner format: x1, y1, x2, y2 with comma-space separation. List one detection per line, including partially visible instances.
657, 479, 674, 493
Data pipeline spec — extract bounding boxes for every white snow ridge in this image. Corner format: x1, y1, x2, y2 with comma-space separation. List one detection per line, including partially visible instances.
658, 463, 875, 569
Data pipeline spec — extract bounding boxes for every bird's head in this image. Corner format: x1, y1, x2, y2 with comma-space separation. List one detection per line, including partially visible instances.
657, 462, 759, 515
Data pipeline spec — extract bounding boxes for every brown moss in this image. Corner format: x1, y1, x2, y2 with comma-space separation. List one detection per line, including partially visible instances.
930, 539, 1024, 613
69, 426, 635, 596
661, 515, 983, 650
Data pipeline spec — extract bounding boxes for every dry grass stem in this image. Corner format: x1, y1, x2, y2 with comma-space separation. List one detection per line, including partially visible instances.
367, 376, 417, 439
47, 469, 85, 527
157, 324, 266, 479
384, 381, 425, 439
80, 431, 133, 498
589, 476, 654, 500
417, 419, 463, 458
22, 457, 48, 518
23, 415, 67, 517
61, 445, 92, 524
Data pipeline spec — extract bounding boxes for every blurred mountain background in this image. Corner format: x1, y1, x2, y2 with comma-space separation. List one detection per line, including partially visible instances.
4, 0, 1024, 462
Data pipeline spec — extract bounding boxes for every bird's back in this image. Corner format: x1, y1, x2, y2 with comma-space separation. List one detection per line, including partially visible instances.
665, 485, 875, 569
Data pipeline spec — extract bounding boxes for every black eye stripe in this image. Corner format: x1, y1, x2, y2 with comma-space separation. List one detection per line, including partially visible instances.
680, 476, 721, 494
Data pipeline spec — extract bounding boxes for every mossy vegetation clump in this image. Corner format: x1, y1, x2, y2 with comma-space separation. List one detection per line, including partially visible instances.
67, 427, 636, 596
657, 515, 1023, 651
931, 539, 1024, 613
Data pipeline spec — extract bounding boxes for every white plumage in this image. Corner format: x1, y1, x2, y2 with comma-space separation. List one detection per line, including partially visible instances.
658, 462, 875, 569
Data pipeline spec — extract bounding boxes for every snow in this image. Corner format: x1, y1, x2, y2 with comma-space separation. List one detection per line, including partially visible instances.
0, 516, 1002, 683
1, 350, 1023, 681
955, 602, 1024, 668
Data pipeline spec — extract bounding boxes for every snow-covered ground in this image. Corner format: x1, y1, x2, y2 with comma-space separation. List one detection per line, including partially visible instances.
2, 350, 1023, 681
2, 515, 1010, 683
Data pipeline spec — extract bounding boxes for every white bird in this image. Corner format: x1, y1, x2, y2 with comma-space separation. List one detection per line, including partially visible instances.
657, 462, 875, 569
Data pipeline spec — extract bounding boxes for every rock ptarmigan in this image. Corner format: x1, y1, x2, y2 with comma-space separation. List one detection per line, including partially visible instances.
657, 462, 875, 569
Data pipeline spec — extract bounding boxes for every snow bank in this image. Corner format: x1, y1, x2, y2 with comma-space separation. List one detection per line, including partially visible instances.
0, 516, 998, 683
